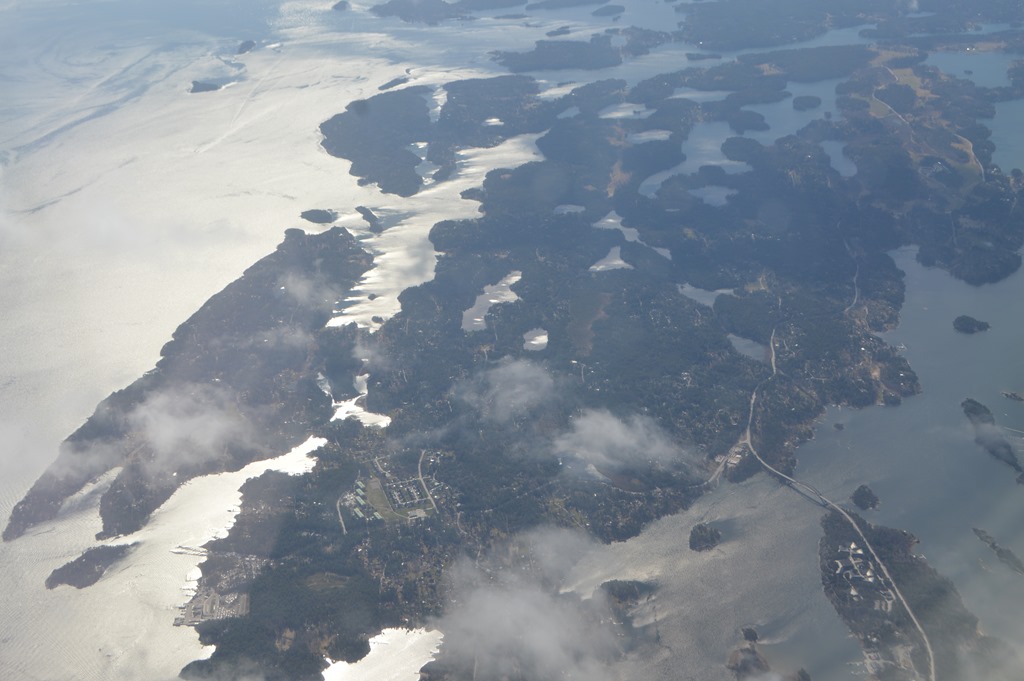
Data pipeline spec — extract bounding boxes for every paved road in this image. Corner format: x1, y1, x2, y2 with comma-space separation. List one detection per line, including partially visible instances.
335, 497, 347, 535
418, 449, 438, 512
738, 327, 936, 681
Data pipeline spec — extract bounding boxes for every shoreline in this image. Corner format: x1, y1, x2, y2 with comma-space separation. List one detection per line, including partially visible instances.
322, 628, 444, 681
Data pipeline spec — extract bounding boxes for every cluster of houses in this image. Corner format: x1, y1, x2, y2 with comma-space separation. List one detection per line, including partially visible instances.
832, 542, 896, 613
175, 589, 249, 627
388, 478, 428, 508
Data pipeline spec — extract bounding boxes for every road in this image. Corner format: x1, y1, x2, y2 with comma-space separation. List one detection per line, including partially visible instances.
737, 327, 936, 681
843, 239, 861, 315
417, 449, 438, 512
335, 497, 348, 535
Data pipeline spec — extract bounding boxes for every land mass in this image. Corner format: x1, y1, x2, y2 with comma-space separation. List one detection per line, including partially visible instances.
820, 511, 1022, 681
851, 484, 880, 511
973, 528, 1024, 576
3, 227, 373, 542
45, 544, 136, 589
953, 315, 990, 334
689, 522, 721, 551
962, 398, 1023, 481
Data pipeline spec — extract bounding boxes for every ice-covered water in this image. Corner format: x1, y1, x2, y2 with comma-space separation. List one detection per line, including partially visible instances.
0, 436, 325, 681
989, 97, 1024, 173
593, 211, 671, 259
323, 628, 443, 681
589, 246, 633, 271
461, 271, 523, 333
925, 49, 1017, 89
523, 328, 550, 351
566, 474, 864, 681
569, 247, 1024, 679
326, 134, 543, 332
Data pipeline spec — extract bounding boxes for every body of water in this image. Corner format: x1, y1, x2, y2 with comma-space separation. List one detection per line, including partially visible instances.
798, 248, 1024, 652
922, 47, 1024, 173
925, 49, 1016, 89
989, 97, 1024, 173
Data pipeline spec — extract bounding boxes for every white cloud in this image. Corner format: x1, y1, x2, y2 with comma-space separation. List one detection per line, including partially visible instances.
554, 409, 682, 470
127, 383, 250, 473
455, 358, 556, 423
439, 554, 617, 681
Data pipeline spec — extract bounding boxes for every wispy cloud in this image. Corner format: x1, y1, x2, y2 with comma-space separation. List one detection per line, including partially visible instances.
454, 358, 556, 423
554, 408, 682, 471
517, 525, 596, 587
278, 271, 338, 311
438, 528, 619, 681
126, 383, 250, 474
250, 325, 314, 349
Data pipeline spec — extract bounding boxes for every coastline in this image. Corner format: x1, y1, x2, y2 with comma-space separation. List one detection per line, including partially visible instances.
323, 628, 444, 681
796, 247, 1024, 657
2, 2, 1024, 680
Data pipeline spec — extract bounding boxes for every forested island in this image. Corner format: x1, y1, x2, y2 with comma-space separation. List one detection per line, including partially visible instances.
45, 544, 136, 589
962, 398, 1023, 482
974, 528, 1024, 576
820, 512, 1022, 680
689, 522, 722, 551
851, 485, 879, 511
953, 315, 990, 334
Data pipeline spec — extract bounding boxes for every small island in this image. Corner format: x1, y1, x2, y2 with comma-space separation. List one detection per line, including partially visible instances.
689, 522, 722, 552
355, 206, 383, 232
973, 528, 1024, 576
299, 209, 337, 224
820, 512, 1022, 680
961, 398, 1022, 477
953, 315, 990, 334
725, 632, 811, 680
792, 95, 821, 111
851, 484, 879, 511
190, 81, 222, 94
726, 641, 770, 679
378, 76, 409, 91
45, 544, 136, 589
